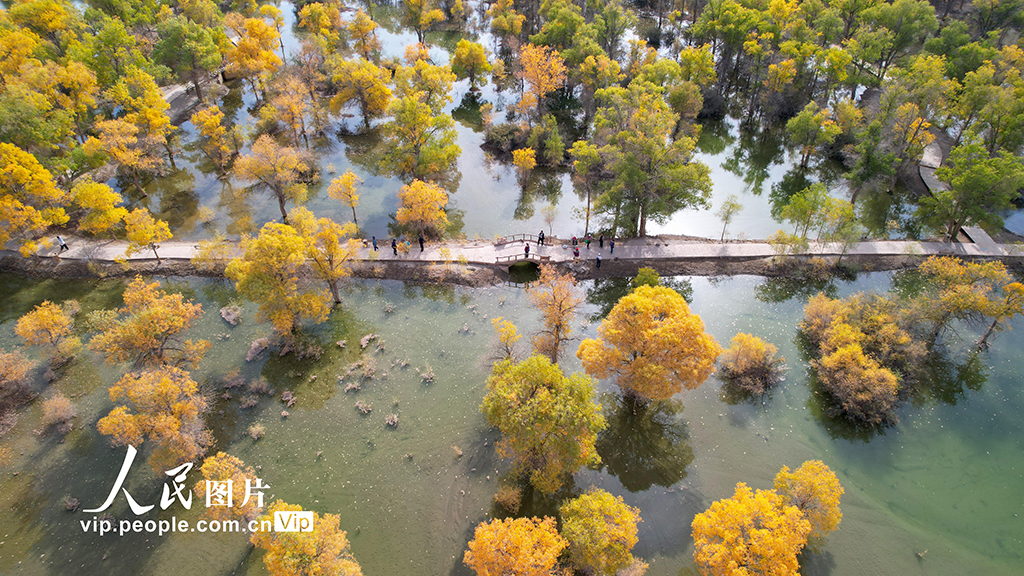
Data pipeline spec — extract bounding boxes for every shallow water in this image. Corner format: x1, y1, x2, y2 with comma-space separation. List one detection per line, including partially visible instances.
0, 271, 1021, 575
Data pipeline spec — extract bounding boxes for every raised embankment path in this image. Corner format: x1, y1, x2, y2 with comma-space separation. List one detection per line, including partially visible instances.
2, 229, 1020, 285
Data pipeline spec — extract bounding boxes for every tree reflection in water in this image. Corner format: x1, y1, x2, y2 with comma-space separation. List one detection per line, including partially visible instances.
595, 393, 694, 493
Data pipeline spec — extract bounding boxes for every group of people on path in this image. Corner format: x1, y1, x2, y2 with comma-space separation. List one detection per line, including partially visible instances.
368, 233, 428, 257
523, 231, 615, 268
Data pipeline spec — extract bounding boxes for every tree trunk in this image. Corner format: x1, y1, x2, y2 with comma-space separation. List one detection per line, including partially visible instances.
277, 193, 289, 222
351, 205, 359, 226
151, 244, 161, 264
721, 222, 727, 242
978, 316, 999, 348
164, 142, 177, 170
585, 187, 592, 236
192, 71, 205, 104
329, 280, 341, 305
638, 202, 647, 237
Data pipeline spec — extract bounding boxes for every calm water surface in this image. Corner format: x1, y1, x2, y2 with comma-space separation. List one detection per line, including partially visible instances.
0, 272, 1020, 575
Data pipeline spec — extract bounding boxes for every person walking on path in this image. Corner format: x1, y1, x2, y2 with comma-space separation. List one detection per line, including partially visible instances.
596, 254, 602, 268
572, 236, 578, 247
599, 234, 604, 248
609, 238, 615, 254
372, 236, 378, 251
392, 238, 398, 256
524, 243, 530, 258
56, 235, 69, 254
573, 247, 580, 259
538, 230, 545, 245
418, 234, 425, 251
585, 234, 592, 249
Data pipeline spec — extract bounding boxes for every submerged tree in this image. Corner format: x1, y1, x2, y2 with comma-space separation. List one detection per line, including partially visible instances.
97, 366, 213, 471
527, 264, 583, 362
251, 501, 363, 576
718, 333, 785, 395
234, 134, 309, 222
16, 300, 81, 366
692, 483, 811, 576
464, 517, 566, 576
89, 276, 210, 369
593, 80, 712, 237
0, 142, 70, 256
328, 170, 361, 226
226, 222, 332, 335
395, 179, 450, 238
482, 355, 605, 493
559, 488, 642, 575
192, 452, 264, 522
773, 460, 844, 540
578, 285, 721, 401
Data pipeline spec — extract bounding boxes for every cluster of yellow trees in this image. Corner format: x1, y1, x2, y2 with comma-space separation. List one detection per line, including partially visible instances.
470, 265, 801, 574
802, 256, 1024, 425
692, 460, 844, 575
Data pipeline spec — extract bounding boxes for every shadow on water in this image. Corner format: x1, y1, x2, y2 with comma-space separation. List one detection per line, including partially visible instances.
595, 394, 694, 493
909, 348, 988, 407
721, 125, 786, 195
754, 274, 843, 304
586, 277, 693, 321
800, 549, 838, 576
513, 169, 565, 221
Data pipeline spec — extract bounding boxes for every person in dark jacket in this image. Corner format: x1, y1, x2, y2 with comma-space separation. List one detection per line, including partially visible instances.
392, 238, 398, 255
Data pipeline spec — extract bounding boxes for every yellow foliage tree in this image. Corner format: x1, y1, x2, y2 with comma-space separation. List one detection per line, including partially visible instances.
348, 9, 381, 61
0, 142, 69, 256
94, 118, 166, 194
190, 106, 238, 175
463, 517, 567, 576
88, 275, 210, 369
251, 500, 363, 576
486, 0, 525, 41
491, 316, 521, 361
225, 13, 283, 102
517, 44, 567, 116
482, 355, 605, 493
15, 300, 81, 365
773, 460, 844, 540
192, 452, 264, 521
559, 488, 642, 575
513, 147, 537, 176
124, 207, 173, 263
718, 333, 785, 395
815, 342, 899, 426
72, 179, 127, 235
96, 366, 213, 471
691, 482, 811, 576
578, 285, 721, 401
528, 264, 582, 362
327, 58, 393, 130
234, 134, 309, 222
265, 76, 312, 148
451, 39, 491, 89
289, 207, 359, 305
225, 222, 332, 335
327, 170, 361, 225
395, 179, 449, 238
401, 0, 445, 43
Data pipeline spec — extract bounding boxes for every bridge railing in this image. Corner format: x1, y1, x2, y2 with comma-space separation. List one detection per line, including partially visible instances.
495, 233, 541, 245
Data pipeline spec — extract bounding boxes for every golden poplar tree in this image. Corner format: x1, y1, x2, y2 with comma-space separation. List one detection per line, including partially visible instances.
88, 276, 210, 369
517, 45, 567, 116
192, 452, 264, 521
97, 366, 213, 471
691, 483, 811, 576
528, 264, 582, 362
234, 134, 309, 222
578, 285, 721, 400
289, 207, 359, 305
348, 9, 381, 60
191, 106, 238, 175
225, 222, 332, 335
774, 460, 844, 540
482, 355, 605, 493
251, 501, 363, 576
464, 517, 566, 576
327, 58, 393, 130
395, 179, 449, 238
559, 488, 642, 575
72, 179, 127, 235
0, 142, 70, 256
327, 170, 361, 225
124, 207, 173, 263
16, 300, 81, 366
